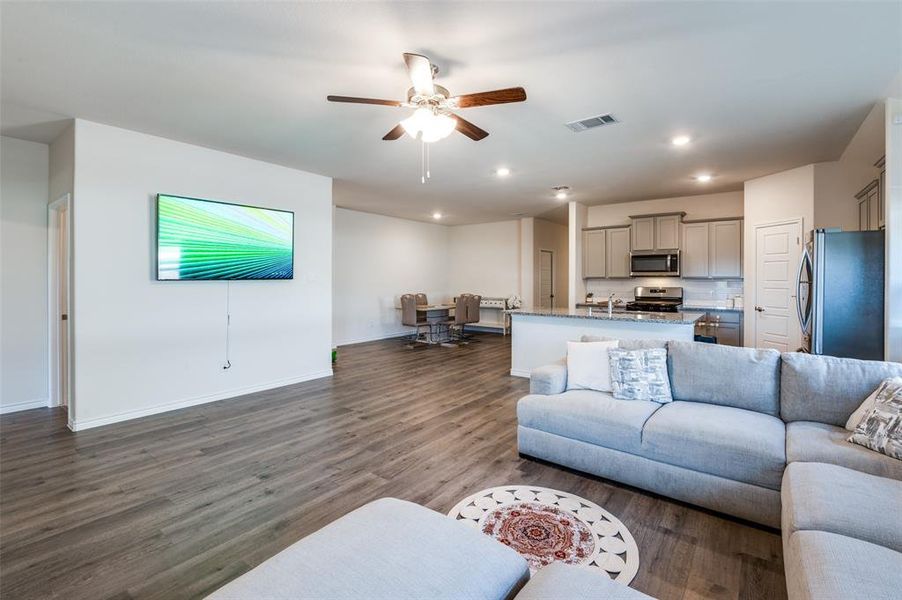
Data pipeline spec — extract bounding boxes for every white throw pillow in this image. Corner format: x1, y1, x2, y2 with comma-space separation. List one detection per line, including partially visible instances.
845, 377, 902, 431
567, 340, 619, 393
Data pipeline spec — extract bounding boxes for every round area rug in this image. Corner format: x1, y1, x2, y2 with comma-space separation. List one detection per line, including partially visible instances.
448, 485, 639, 584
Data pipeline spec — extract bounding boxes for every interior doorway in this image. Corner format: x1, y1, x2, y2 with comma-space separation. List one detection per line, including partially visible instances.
753, 219, 803, 352
539, 249, 554, 309
48, 194, 72, 415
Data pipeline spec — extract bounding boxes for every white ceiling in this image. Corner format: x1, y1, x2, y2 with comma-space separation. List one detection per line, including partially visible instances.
2, 2, 900, 225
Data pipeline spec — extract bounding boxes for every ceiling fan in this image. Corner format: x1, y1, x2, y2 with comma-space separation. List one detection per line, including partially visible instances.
327, 53, 527, 143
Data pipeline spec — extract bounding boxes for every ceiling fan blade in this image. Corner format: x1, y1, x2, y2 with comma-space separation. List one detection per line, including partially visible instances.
451, 87, 527, 108
452, 113, 489, 141
382, 123, 405, 140
327, 95, 402, 107
403, 53, 435, 96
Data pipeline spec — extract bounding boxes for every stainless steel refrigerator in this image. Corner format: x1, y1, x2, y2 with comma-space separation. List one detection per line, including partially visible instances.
797, 229, 885, 360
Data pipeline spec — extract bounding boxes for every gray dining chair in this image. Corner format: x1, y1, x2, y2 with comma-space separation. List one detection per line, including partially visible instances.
447, 294, 471, 343
462, 294, 482, 342
401, 294, 431, 344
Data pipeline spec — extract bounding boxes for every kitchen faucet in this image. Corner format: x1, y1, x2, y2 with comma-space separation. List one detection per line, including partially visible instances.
608, 293, 616, 316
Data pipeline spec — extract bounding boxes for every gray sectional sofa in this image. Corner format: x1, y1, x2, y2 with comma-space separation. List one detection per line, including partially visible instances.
519, 340, 902, 599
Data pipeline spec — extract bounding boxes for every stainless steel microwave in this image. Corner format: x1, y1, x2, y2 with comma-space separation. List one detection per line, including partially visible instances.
630, 252, 680, 277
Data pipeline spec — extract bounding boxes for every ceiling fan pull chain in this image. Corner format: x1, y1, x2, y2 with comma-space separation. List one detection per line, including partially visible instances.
426, 142, 431, 180
420, 139, 425, 184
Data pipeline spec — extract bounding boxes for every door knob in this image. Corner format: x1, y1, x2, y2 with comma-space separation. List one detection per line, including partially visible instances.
755, 306, 765, 312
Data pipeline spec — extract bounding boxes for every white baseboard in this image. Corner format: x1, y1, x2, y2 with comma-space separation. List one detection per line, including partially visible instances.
335, 330, 410, 346
510, 369, 531, 378
0, 398, 49, 415
68, 369, 333, 431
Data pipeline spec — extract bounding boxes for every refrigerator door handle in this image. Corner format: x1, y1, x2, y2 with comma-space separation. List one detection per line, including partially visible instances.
796, 244, 813, 333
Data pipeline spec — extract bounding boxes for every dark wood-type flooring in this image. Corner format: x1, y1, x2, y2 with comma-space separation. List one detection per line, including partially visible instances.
1, 334, 786, 599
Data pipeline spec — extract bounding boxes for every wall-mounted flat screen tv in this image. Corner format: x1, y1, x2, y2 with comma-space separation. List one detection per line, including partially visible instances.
156, 194, 294, 280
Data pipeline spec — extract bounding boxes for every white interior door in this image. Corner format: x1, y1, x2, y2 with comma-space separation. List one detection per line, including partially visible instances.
58, 206, 69, 408
754, 221, 802, 351
539, 250, 554, 309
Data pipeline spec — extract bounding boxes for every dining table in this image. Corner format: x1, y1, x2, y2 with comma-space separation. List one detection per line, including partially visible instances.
396, 303, 457, 344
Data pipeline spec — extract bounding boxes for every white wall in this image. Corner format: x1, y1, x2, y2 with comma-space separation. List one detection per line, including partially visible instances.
568, 201, 588, 310
69, 120, 332, 429
586, 191, 744, 227
533, 218, 568, 308
813, 102, 885, 231
1, 136, 50, 413
742, 164, 815, 347
332, 208, 449, 345
448, 220, 522, 298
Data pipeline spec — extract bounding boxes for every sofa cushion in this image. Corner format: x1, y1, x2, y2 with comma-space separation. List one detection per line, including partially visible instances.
205, 498, 529, 600
667, 341, 781, 416
641, 401, 786, 490
514, 563, 652, 600
782, 462, 902, 553
780, 352, 902, 426
785, 421, 902, 481
517, 390, 661, 455
785, 531, 902, 600
580, 335, 668, 350
530, 361, 567, 395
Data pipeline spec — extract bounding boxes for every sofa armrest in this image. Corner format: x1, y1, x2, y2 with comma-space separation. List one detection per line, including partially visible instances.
530, 360, 567, 395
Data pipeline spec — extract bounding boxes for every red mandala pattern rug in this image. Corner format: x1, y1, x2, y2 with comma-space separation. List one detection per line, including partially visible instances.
481, 501, 595, 571
448, 485, 639, 583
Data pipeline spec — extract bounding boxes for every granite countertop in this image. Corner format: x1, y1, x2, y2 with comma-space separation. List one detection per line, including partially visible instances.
680, 303, 744, 313
506, 307, 704, 325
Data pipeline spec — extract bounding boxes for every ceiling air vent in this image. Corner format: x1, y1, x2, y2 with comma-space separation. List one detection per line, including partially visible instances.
564, 113, 619, 132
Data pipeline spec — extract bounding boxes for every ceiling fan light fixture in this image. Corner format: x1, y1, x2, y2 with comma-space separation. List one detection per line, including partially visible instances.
401, 109, 456, 143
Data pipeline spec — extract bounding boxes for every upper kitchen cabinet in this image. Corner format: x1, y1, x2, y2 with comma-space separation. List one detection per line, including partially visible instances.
655, 214, 681, 251
681, 218, 743, 279
856, 179, 881, 231
606, 226, 631, 278
681, 222, 709, 277
630, 213, 685, 252
582, 229, 606, 278
630, 217, 655, 251
582, 226, 631, 279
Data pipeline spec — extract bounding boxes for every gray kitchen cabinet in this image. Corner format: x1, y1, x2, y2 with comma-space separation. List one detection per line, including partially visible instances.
582, 229, 606, 278
606, 227, 631, 278
856, 179, 880, 231
681, 222, 709, 278
631, 218, 655, 251
655, 214, 681, 251
710, 220, 742, 278
681, 219, 742, 279
877, 156, 885, 229
694, 311, 743, 346
630, 213, 685, 252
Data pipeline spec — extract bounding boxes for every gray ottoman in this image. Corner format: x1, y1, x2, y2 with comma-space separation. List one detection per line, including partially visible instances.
206, 498, 530, 600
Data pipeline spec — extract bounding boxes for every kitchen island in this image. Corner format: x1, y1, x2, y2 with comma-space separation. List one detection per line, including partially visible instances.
507, 307, 704, 377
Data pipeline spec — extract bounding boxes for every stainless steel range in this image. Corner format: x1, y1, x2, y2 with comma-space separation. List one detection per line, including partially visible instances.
625, 286, 683, 313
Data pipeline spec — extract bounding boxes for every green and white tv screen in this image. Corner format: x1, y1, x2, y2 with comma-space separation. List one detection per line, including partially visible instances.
156, 194, 294, 280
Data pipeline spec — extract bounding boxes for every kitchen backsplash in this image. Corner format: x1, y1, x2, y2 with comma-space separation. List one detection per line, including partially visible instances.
584, 277, 743, 307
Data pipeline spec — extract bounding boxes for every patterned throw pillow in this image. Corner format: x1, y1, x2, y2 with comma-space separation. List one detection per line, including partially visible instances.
848, 379, 902, 460
608, 348, 673, 403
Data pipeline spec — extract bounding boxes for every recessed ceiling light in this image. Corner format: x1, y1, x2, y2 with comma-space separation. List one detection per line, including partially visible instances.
672, 135, 691, 146
552, 185, 570, 200
695, 174, 712, 183
495, 167, 511, 177
432, 212, 442, 220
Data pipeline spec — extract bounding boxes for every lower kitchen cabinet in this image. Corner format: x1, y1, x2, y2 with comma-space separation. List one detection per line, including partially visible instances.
694, 311, 743, 346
